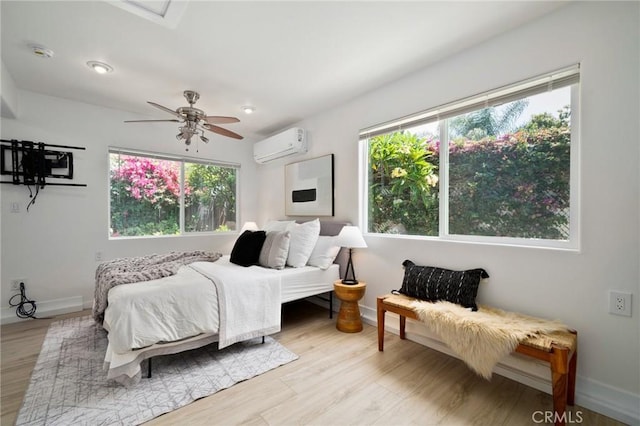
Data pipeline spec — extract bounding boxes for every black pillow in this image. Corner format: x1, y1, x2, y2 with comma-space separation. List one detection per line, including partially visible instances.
399, 259, 489, 311
230, 230, 267, 267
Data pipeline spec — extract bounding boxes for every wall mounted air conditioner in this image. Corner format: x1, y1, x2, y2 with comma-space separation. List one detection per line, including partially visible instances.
253, 128, 307, 164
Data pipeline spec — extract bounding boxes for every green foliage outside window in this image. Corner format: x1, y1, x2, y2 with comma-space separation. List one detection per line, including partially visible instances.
368, 108, 571, 240
368, 132, 440, 236
185, 164, 236, 232
109, 154, 236, 237
448, 123, 570, 239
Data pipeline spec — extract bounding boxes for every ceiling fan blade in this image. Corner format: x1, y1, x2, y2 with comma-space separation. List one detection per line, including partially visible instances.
204, 124, 244, 140
204, 116, 240, 125
124, 119, 181, 123
148, 101, 182, 118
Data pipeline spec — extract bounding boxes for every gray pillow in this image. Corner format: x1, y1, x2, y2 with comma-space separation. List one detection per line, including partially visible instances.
259, 231, 291, 269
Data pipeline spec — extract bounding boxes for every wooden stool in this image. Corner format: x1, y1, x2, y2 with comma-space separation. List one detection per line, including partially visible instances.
333, 281, 366, 333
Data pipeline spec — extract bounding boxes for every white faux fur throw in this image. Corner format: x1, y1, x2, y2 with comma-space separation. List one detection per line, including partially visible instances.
410, 300, 569, 379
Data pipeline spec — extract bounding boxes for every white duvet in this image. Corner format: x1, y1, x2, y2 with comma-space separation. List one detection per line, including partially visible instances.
103, 256, 282, 354
104, 265, 219, 353
102, 256, 337, 385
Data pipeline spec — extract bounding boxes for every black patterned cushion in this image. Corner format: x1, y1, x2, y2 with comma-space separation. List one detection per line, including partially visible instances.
399, 260, 489, 311
230, 230, 267, 267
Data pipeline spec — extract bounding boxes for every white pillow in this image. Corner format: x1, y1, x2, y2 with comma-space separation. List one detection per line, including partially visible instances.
287, 218, 321, 268
259, 231, 290, 270
264, 220, 296, 232
307, 236, 341, 270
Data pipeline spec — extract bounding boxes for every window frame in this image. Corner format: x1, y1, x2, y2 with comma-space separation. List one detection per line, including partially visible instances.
359, 66, 581, 251
108, 147, 241, 239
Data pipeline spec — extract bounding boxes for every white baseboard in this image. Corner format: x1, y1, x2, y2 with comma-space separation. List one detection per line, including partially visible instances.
1, 296, 83, 325
360, 305, 640, 426
575, 377, 640, 426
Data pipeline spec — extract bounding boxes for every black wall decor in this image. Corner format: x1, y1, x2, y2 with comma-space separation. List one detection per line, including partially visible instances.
1, 139, 87, 210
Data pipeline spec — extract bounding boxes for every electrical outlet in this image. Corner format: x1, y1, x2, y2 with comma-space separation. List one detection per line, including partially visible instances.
10, 279, 27, 292
95, 251, 103, 262
609, 290, 632, 317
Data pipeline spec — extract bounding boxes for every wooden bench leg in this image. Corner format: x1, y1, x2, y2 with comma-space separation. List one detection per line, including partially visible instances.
567, 350, 577, 406
399, 315, 406, 339
550, 346, 569, 426
377, 297, 386, 351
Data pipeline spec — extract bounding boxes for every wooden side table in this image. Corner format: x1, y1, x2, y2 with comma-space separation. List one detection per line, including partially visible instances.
333, 280, 366, 333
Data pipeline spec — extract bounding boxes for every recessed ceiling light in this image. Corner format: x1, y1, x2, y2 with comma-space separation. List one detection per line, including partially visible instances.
241, 106, 255, 114
86, 61, 113, 74
29, 44, 54, 59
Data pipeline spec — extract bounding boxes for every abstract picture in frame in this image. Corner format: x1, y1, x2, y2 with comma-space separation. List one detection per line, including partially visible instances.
285, 154, 334, 216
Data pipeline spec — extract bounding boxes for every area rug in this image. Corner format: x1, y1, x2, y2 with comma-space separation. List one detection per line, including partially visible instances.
16, 316, 298, 425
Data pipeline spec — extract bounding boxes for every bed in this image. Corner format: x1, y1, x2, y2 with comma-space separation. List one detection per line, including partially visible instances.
98, 220, 348, 385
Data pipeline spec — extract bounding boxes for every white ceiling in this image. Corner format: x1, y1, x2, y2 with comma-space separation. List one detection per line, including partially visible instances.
1, 1, 567, 140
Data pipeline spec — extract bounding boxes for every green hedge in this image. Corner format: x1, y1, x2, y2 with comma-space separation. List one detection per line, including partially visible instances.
368, 122, 570, 239
448, 127, 570, 239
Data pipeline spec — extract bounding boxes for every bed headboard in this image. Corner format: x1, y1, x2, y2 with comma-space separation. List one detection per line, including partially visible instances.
316, 220, 351, 279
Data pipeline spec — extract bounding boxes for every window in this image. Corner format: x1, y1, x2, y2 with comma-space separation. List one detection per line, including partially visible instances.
109, 150, 238, 238
362, 66, 579, 248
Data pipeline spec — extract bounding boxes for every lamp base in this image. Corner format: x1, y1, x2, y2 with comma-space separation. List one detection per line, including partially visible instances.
342, 248, 360, 285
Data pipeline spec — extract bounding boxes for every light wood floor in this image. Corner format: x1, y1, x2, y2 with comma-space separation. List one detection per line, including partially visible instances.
1, 302, 625, 426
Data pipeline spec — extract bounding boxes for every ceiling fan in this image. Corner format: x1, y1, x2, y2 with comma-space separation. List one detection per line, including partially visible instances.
125, 90, 243, 149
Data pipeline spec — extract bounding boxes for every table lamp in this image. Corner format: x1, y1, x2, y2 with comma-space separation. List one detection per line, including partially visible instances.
337, 225, 367, 284
240, 221, 259, 232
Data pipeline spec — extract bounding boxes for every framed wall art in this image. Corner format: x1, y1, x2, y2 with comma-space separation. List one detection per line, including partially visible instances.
285, 154, 334, 216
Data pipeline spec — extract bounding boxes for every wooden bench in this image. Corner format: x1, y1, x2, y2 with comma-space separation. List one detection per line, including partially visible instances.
377, 293, 578, 426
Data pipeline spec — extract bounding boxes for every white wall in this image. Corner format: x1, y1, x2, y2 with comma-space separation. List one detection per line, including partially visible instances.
256, 2, 639, 422
1, 1, 638, 422
1, 90, 259, 317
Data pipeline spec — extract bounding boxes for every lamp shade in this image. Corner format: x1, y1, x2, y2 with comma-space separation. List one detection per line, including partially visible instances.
240, 221, 259, 232
337, 226, 367, 248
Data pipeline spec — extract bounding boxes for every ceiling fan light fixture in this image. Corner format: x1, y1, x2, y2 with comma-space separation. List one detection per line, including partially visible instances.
125, 90, 244, 145
87, 60, 113, 74
241, 105, 255, 114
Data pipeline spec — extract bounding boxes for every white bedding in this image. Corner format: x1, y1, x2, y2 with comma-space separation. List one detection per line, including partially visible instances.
102, 255, 339, 384
190, 260, 281, 349
279, 263, 339, 303
104, 265, 218, 353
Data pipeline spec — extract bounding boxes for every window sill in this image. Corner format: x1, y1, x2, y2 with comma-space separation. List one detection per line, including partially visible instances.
364, 232, 580, 253
108, 231, 237, 241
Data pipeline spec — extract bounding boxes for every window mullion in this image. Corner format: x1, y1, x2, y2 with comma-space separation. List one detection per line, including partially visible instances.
180, 161, 185, 234
439, 120, 449, 238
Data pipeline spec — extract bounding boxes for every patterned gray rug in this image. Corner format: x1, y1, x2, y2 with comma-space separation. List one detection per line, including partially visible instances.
16, 316, 298, 425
